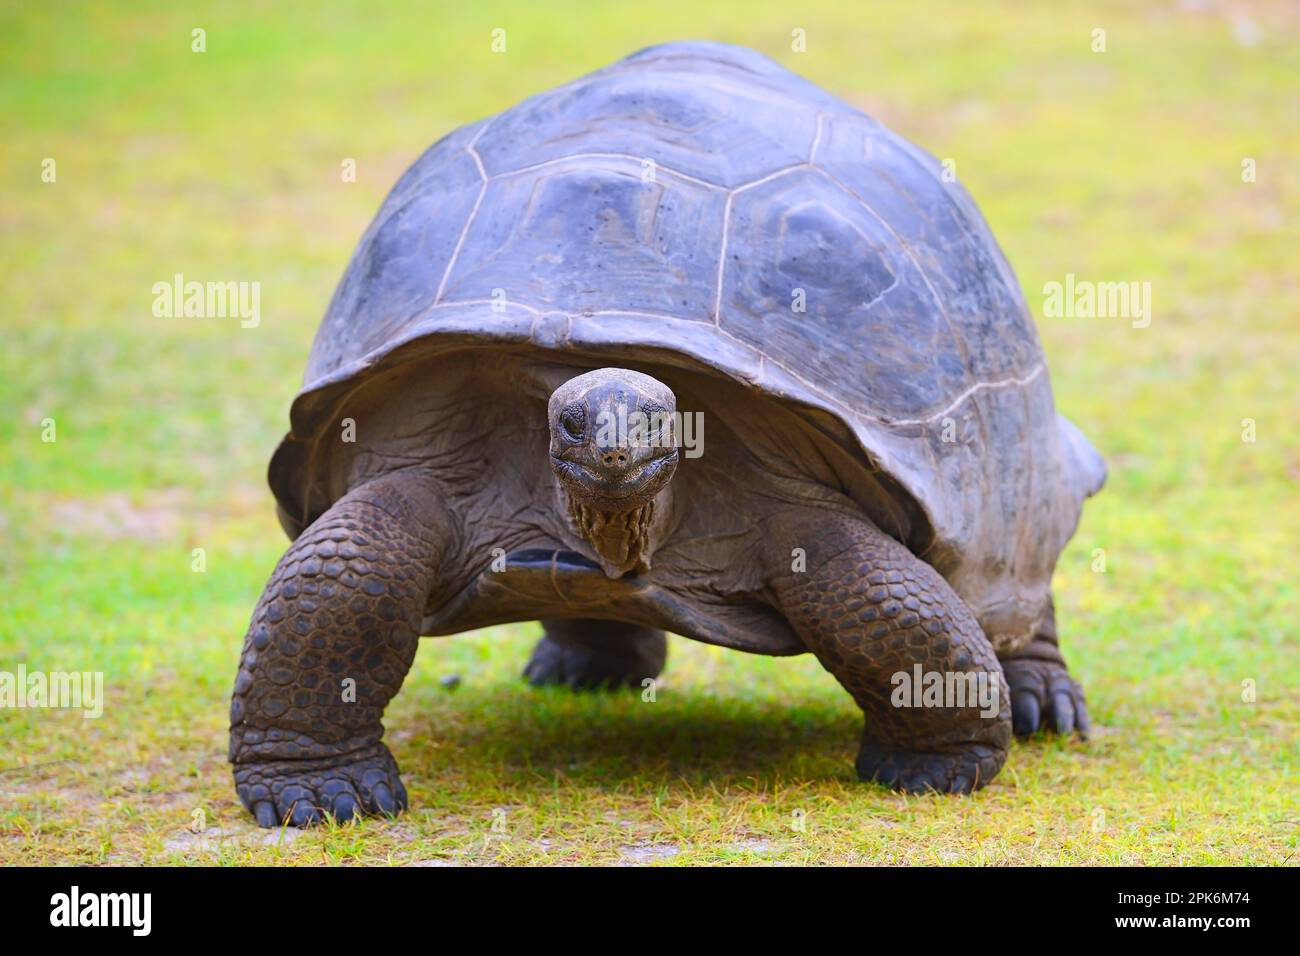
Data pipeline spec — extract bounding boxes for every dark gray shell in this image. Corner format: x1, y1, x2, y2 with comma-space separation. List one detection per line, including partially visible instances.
276, 41, 1105, 649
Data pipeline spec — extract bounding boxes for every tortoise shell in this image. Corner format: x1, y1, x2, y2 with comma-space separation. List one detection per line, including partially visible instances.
271, 41, 1105, 651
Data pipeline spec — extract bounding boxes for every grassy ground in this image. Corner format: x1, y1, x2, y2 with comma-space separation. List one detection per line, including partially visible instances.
1, 0, 1296, 865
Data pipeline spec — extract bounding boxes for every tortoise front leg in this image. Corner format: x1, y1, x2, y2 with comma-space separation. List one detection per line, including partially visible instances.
768, 512, 1012, 793
998, 597, 1090, 738
229, 470, 454, 827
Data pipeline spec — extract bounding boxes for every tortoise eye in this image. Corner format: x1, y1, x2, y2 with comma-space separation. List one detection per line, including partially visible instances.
559, 404, 586, 441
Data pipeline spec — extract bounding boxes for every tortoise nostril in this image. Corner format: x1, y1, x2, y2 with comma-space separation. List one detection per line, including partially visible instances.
601, 450, 629, 468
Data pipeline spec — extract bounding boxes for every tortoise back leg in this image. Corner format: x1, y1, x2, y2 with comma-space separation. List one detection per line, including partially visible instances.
229, 470, 454, 827
768, 511, 1011, 793
524, 618, 667, 690
998, 597, 1090, 738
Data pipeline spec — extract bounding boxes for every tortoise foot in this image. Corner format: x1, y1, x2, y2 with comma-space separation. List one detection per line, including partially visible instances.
233, 742, 408, 828
524, 619, 666, 690
856, 733, 1009, 795
1001, 647, 1090, 739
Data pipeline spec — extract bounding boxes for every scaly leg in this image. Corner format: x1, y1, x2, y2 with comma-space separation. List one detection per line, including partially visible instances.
769, 511, 1011, 793
229, 470, 453, 827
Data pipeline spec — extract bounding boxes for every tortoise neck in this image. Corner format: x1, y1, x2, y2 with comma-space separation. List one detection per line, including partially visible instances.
564, 494, 664, 578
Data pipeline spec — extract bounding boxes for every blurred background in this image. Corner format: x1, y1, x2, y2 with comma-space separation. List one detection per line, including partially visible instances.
1, 1, 1296, 864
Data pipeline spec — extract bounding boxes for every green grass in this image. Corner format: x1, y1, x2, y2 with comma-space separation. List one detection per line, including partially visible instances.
1, 0, 1296, 865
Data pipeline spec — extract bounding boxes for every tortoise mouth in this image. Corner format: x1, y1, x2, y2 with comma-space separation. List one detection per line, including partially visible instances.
550, 451, 677, 510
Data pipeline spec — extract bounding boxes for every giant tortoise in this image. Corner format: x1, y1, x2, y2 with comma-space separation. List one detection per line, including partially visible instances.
230, 40, 1106, 826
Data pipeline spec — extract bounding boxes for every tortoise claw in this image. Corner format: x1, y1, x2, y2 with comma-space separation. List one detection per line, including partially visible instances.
233, 742, 408, 828
1002, 655, 1089, 740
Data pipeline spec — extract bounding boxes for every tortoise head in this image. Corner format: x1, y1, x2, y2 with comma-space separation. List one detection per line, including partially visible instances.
548, 368, 679, 514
